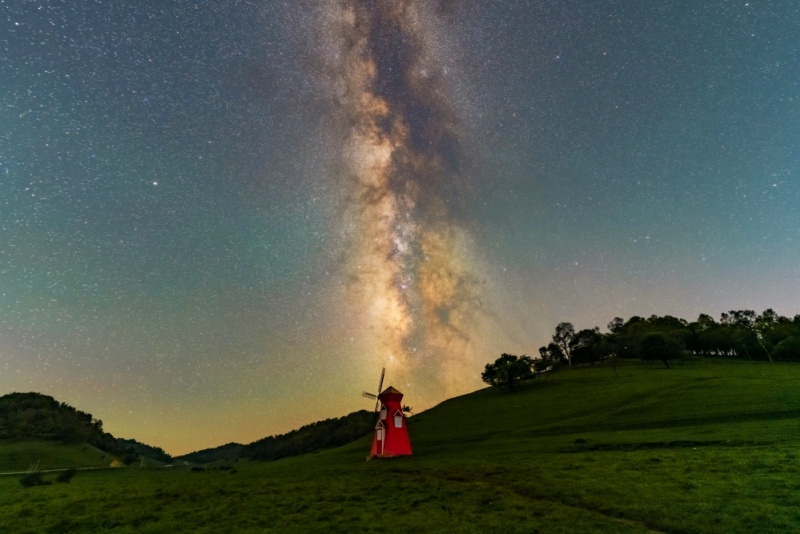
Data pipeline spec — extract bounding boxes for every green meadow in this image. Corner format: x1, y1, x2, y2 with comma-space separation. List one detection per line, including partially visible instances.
3, 359, 800, 533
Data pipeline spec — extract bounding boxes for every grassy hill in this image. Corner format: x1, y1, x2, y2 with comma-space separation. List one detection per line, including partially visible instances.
0, 441, 120, 473
2, 359, 800, 532
0, 392, 171, 467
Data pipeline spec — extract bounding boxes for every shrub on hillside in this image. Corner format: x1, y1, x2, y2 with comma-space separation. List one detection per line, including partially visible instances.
773, 337, 800, 362
19, 472, 50, 488
56, 468, 78, 483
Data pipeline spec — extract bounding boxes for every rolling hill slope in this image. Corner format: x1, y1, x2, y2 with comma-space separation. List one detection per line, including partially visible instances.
3, 359, 800, 533
0, 392, 170, 470
0, 441, 119, 473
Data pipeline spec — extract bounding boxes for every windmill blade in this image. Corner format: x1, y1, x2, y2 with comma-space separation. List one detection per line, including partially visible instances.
377, 368, 385, 394
375, 368, 386, 412
362, 391, 377, 400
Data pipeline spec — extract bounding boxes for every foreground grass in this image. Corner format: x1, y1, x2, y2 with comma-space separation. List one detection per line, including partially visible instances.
2, 359, 800, 532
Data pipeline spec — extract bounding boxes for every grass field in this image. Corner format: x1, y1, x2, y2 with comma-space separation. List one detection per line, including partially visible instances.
3, 359, 800, 533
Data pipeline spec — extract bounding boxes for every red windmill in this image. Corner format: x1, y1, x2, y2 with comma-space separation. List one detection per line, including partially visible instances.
362, 369, 412, 459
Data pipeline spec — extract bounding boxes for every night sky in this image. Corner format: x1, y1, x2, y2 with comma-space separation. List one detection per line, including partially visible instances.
2, 1, 799, 455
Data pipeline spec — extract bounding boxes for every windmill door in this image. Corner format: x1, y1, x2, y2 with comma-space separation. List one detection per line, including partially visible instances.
375, 420, 385, 455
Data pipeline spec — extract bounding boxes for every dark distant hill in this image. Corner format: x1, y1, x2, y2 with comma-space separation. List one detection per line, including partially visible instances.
175, 442, 244, 464
115, 437, 172, 464
176, 410, 377, 464
0, 392, 171, 464
241, 410, 376, 461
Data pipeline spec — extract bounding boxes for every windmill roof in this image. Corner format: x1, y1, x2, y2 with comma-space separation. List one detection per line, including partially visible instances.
380, 386, 402, 395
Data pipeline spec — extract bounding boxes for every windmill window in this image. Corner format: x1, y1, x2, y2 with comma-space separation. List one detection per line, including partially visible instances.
376, 428, 383, 441
394, 410, 403, 428
380, 406, 387, 420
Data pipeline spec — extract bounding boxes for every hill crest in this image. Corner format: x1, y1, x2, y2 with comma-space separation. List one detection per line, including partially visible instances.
0, 392, 170, 465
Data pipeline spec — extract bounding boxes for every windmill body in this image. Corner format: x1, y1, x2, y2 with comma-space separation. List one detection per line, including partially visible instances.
369, 386, 412, 458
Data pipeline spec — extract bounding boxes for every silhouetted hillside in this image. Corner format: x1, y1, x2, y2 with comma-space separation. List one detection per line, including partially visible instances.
115, 437, 171, 464
0, 392, 170, 464
175, 442, 244, 464
0, 392, 103, 443
242, 410, 376, 461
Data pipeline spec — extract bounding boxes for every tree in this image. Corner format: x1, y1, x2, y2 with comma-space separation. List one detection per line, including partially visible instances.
773, 337, 800, 362
695, 325, 738, 357
721, 309, 773, 361
637, 332, 683, 368
570, 328, 603, 365
536, 343, 566, 380
481, 354, 534, 391
730, 309, 756, 329
553, 322, 576, 367
754, 308, 779, 362
538, 343, 566, 368
697, 313, 716, 330
607, 317, 624, 333
763, 314, 796, 348
608, 316, 647, 359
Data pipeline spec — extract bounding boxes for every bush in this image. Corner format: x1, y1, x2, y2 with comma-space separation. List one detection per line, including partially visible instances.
773, 337, 800, 362
19, 472, 50, 488
56, 468, 78, 483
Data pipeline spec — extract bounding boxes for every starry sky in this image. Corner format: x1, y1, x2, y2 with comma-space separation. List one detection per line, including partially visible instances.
2, 0, 799, 455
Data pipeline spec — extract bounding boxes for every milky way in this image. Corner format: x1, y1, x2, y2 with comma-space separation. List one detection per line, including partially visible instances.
3, 0, 798, 454
318, 1, 483, 395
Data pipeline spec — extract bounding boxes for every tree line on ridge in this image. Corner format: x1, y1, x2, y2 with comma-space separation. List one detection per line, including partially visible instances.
483, 309, 800, 390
